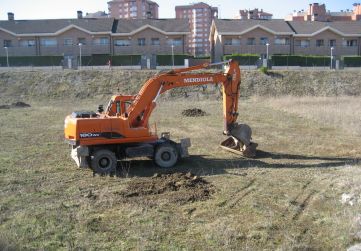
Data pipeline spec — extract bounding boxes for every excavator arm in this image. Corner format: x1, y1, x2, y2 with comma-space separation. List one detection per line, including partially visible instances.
124, 60, 256, 157
127, 60, 239, 131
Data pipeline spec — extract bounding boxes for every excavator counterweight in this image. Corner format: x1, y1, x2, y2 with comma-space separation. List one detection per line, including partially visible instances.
64, 60, 257, 174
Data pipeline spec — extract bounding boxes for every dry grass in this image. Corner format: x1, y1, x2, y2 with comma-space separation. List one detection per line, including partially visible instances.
0, 96, 361, 250
264, 96, 361, 136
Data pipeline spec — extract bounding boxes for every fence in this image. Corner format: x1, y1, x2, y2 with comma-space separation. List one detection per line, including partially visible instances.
0, 54, 142, 68
271, 55, 331, 67
2, 53, 361, 70
223, 54, 260, 66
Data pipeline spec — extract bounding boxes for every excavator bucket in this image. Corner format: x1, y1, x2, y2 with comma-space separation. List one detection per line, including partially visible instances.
220, 124, 258, 158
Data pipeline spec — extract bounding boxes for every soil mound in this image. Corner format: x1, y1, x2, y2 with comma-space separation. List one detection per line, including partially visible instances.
120, 172, 214, 206
0, 102, 31, 109
0, 105, 10, 109
182, 108, 206, 117
12, 102, 31, 108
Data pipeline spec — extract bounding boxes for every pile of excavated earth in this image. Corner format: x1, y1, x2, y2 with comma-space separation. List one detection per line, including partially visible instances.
181, 108, 207, 117
0, 101, 31, 109
119, 172, 214, 206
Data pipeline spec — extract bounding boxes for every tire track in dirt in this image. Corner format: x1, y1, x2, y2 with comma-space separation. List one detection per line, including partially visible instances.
228, 189, 256, 208
291, 180, 312, 203
291, 191, 316, 221
282, 179, 314, 218
267, 180, 317, 247
217, 178, 256, 208
281, 174, 341, 245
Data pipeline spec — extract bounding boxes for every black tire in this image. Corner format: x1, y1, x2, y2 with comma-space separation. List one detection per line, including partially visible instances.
154, 143, 179, 168
90, 149, 117, 174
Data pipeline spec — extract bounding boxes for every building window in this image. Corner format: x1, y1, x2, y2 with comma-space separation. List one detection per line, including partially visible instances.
3, 40, 12, 47
151, 38, 160, 46
295, 40, 310, 48
114, 39, 130, 46
40, 38, 57, 47
246, 38, 256, 45
64, 38, 73, 46
232, 39, 241, 46
316, 39, 324, 47
167, 38, 183, 46
224, 38, 241, 46
224, 39, 232, 45
138, 38, 146, 46
274, 37, 290, 45
19, 40, 35, 47
329, 39, 336, 47
78, 38, 86, 45
260, 37, 269, 45
94, 37, 109, 45
343, 39, 357, 47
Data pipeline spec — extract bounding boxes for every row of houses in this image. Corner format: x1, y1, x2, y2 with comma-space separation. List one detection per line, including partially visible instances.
211, 19, 361, 62
1, 16, 361, 64
0, 18, 189, 60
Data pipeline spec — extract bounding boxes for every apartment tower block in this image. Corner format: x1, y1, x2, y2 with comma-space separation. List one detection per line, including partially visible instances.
108, 0, 159, 19
176, 2, 218, 56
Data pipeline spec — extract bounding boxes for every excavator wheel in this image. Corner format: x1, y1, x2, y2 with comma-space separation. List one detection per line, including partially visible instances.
90, 149, 117, 174
154, 143, 179, 168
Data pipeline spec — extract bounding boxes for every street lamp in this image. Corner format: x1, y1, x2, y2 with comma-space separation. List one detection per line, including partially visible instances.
4, 46, 9, 67
78, 43, 82, 70
171, 44, 174, 67
330, 46, 334, 69
266, 43, 270, 61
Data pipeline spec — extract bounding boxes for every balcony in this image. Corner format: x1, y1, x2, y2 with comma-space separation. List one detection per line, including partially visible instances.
224, 44, 291, 55
91, 43, 111, 55
0, 46, 37, 57
293, 45, 358, 56
114, 44, 184, 56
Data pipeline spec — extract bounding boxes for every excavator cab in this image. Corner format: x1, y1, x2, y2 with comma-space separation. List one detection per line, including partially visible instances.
104, 95, 135, 117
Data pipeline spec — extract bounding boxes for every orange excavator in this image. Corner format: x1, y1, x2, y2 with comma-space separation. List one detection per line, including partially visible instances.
64, 60, 257, 174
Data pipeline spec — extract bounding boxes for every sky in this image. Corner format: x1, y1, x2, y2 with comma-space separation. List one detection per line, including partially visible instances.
0, 0, 359, 20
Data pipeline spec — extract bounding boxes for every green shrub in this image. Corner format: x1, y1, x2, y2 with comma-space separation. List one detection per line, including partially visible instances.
81, 54, 111, 66
157, 54, 193, 66
0, 55, 142, 67
194, 55, 211, 59
111, 55, 141, 66
0, 56, 63, 67
223, 54, 260, 65
259, 66, 268, 74
271, 55, 330, 67
80, 54, 141, 66
343, 56, 361, 67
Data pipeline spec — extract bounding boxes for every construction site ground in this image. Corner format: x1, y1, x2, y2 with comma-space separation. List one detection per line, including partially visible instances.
1, 70, 361, 250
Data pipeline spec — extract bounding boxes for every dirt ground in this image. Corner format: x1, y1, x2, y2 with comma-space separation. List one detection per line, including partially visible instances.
1, 97, 361, 250
119, 172, 214, 207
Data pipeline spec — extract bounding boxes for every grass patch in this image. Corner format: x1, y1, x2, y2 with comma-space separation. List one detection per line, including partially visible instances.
0, 96, 361, 249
